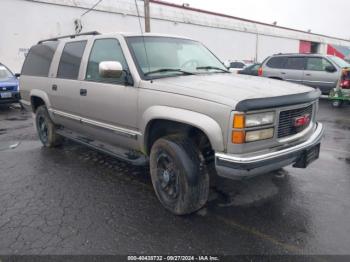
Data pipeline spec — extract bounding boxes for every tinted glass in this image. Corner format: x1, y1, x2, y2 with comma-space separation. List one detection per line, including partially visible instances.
86, 39, 128, 84
230, 62, 245, 68
266, 57, 287, 69
285, 57, 305, 70
57, 41, 87, 79
21, 42, 58, 77
306, 57, 333, 71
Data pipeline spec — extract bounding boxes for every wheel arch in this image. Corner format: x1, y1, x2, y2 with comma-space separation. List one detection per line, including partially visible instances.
141, 106, 224, 155
30, 89, 51, 113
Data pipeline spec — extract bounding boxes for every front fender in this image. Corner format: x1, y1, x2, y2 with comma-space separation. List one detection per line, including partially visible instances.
141, 106, 225, 152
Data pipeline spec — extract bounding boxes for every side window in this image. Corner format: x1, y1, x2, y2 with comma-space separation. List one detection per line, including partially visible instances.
21, 42, 58, 77
57, 41, 87, 79
306, 58, 333, 71
230, 62, 245, 68
86, 39, 128, 84
266, 57, 287, 69
284, 57, 305, 70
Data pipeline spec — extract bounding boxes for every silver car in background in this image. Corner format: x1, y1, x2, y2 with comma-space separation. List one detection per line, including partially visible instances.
259, 53, 350, 94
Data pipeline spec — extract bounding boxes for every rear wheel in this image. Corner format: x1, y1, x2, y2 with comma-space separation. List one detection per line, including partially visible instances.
150, 136, 209, 215
35, 105, 63, 147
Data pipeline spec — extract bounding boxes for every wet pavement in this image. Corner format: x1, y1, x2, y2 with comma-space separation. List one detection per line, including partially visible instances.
0, 100, 349, 255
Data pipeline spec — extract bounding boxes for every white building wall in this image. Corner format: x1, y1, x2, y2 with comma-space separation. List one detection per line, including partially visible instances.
257, 35, 300, 62
1, 0, 350, 72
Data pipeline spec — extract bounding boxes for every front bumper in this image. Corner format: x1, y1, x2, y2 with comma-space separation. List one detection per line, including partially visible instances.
215, 122, 324, 179
0, 91, 20, 104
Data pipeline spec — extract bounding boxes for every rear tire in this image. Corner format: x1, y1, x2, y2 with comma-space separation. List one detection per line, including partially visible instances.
150, 136, 209, 215
35, 105, 63, 147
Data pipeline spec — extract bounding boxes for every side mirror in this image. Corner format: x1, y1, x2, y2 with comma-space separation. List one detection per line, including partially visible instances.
325, 65, 336, 73
99, 61, 123, 78
15, 73, 20, 78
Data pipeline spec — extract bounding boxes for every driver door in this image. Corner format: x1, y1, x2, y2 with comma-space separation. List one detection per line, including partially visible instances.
78, 38, 139, 150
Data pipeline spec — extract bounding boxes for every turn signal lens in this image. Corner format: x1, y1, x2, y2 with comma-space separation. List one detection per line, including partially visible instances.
233, 114, 245, 128
232, 131, 245, 144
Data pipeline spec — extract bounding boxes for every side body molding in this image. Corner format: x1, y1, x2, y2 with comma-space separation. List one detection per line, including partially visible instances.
141, 106, 225, 152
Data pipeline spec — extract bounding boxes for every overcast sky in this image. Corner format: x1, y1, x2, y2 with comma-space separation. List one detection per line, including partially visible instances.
167, 0, 349, 40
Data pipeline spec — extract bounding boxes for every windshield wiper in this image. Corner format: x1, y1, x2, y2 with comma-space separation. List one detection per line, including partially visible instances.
144, 68, 195, 76
196, 66, 229, 73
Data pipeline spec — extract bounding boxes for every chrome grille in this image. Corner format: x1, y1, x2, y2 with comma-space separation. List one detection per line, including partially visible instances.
278, 104, 313, 138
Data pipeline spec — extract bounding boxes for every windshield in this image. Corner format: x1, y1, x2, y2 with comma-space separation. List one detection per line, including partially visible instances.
0, 65, 14, 81
328, 56, 350, 68
126, 36, 228, 79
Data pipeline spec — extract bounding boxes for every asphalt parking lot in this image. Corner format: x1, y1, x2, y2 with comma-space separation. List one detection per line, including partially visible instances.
0, 99, 349, 256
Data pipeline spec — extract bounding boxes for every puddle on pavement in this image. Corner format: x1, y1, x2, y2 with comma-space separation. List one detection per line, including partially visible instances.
5, 116, 29, 121
0, 140, 41, 152
209, 171, 285, 208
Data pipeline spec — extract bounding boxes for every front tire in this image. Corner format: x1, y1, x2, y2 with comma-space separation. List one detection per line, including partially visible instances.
35, 105, 63, 147
150, 136, 209, 215
332, 100, 343, 108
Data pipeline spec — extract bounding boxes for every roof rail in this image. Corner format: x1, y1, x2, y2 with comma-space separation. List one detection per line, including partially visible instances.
274, 52, 322, 56
38, 31, 100, 44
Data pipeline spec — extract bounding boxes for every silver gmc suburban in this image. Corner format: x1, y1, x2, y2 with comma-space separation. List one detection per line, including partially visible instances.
20, 32, 324, 215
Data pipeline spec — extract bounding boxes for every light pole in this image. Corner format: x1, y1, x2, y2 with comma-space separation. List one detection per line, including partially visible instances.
144, 0, 151, 32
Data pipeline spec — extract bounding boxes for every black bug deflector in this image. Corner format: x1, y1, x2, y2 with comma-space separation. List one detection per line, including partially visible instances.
235, 89, 321, 112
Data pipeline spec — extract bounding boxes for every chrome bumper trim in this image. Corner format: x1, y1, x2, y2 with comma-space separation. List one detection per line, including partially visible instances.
215, 122, 324, 179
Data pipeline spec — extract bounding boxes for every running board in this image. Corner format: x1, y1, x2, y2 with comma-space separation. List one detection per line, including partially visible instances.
56, 128, 148, 166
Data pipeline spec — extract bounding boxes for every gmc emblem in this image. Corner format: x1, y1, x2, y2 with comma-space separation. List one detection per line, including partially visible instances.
294, 114, 311, 127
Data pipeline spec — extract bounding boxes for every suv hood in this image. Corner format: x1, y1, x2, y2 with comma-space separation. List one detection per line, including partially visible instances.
146, 73, 313, 107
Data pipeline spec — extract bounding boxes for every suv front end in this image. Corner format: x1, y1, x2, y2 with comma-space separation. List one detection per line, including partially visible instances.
215, 89, 324, 179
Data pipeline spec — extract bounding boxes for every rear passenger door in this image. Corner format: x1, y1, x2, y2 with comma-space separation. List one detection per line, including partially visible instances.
49, 40, 87, 130
78, 38, 139, 150
303, 57, 338, 94
282, 56, 305, 84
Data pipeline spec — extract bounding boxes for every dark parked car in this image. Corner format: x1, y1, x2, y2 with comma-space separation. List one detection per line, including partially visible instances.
0, 63, 20, 105
238, 63, 261, 76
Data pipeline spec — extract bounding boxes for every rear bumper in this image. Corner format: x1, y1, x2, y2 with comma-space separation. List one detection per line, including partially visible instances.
215, 122, 324, 180
0, 91, 20, 104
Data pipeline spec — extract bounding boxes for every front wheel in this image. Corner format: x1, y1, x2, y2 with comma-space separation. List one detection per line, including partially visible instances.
332, 100, 343, 108
150, 136, 209, 215
35, 105, 63, 147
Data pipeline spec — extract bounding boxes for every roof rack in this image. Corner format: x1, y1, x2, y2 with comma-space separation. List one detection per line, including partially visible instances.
38, 31, 100, 44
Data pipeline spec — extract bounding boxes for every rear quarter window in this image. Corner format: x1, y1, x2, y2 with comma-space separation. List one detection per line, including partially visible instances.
57, 41, 87, 80
21, 42, 58, 77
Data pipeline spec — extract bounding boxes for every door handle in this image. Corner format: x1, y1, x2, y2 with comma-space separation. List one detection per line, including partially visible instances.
305, 73, 311, 76
80, 89, 87, 96
281, 72, 286, 75
52, 84, 58, 91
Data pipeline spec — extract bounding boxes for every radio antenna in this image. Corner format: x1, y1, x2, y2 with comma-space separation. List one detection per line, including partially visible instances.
134, 0, 151, 73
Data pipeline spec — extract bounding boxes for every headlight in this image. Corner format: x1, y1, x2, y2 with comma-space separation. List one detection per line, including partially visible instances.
245, 112, 275, 127
245, 128, 274, 142
232, 112, 275, 144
